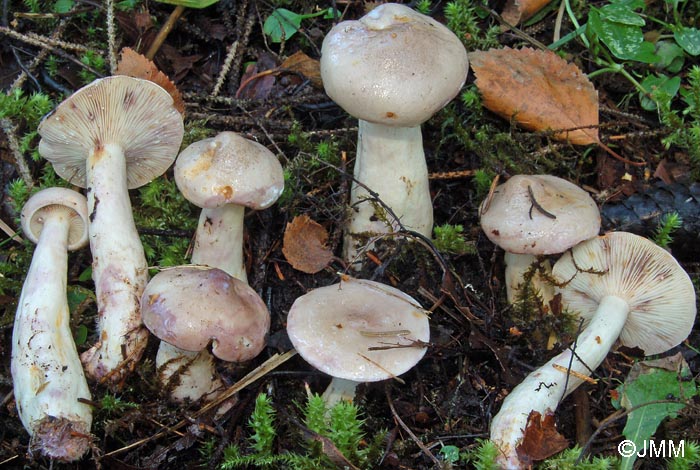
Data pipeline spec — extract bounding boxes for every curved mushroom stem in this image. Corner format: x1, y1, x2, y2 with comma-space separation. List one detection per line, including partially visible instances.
490, 295, 629, 468
321, 377, 359, 408
80, 143, 149, 387
343, 120, 433, 265
12, 211, 93, 461
192, 204, 246, 282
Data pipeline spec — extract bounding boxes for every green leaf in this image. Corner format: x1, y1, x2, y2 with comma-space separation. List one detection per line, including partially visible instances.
614, 354, 698, 470
74, 324, 88, 345
674, 27, 700, 56
598, 4, 645, 26
53, 0, 74, 13
639, 74, 681, 111
588, 8, 658, 63
155, 0, 218, 8
654, 40, 686, 73
264, 8, 304, 43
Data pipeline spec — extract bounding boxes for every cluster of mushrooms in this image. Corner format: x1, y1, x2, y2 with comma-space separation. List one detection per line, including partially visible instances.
9, 3, 697, 468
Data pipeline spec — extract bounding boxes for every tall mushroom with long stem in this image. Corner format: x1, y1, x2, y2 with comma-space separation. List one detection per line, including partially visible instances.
37, 76, 184, 386
489, 232, 696, 469
12, 188, 93, 462
320, 3, 469, 264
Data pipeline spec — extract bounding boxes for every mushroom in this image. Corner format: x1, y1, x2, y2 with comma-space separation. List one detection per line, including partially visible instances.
140, 266, 270, 381
320, 3, 469, 264
174, 131, 284, 282
11, 188, 93, 461
490, 231, 696, 468
479, 175, 600, 310
37, 75, 184, 385
286, 277, 430, 406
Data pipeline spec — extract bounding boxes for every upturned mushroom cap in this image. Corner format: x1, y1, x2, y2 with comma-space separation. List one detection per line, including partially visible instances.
141, 266, 270, 362
479, 174, 601, 254
38, 75, 184, 189
552, 231, 696, 355
174, 131, 284, 210
21, 187, 89, 251
286, 278, 430, 382
320, 3, 469, 127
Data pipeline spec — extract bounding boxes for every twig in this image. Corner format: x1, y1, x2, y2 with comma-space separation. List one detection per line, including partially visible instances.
0, 118, 34, 188
146, 5, 186, 60
105, 0, 117, 73
210, 40, 239, 97
0, 25, 91, 52
0, 217, 23, 243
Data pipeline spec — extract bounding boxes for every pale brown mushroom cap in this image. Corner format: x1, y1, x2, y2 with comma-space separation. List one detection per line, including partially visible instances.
38, 75, 184, 189
479, 174, 601, 254
286, 278, 430, 382
174, 131, 284, 210
552, 231, 696, 355
141, 266, 270, 362
320, 3, 469, 127
21, 187, 89, 251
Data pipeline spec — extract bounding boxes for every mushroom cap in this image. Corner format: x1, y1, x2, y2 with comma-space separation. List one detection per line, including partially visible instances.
174, 131, 284, 210
38, 75, 184, 189
320, 3, 469, 127
286, 278, 430, 382
552, 231, 696, 355
479, 174, 601, 255
141, 266, 270, 362
21, 187, 89, 251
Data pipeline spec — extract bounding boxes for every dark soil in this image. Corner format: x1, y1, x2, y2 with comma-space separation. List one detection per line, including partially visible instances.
1, 0, 699, 469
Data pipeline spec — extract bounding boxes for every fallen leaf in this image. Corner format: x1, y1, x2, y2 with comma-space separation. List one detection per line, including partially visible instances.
501, 0, 552, 27
279, 51, 322, 88
471, 47, 599, 145
515, 410, 569, 464
115, 47, 185, 114
282, 215, 333, 273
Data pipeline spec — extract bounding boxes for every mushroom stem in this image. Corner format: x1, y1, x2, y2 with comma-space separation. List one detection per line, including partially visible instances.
80, 142, 149, 386
321, 377, 359, 408
343, 120, 432, 263
12, 211, 92, 461
156, 341, 227, 403
504, 253, 554, 305
192, 204, 246, 282
490, 295, 629, 468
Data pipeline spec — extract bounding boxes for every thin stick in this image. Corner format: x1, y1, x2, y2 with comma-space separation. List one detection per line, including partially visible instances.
0, 119, 34, 188
211, 40, 239, 97
146, 5, 185, 60
105, 0, 117, 73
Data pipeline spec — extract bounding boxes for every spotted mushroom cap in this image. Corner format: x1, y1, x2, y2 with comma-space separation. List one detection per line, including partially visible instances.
552, 231, 696, 355
320, 3, 469, 127
141, 266, 270, 362
174, 131, 284, 210
479, 174, 601, 255
286, 277, 430, 382
21, 187, 89, 251
38, 75, 184, 189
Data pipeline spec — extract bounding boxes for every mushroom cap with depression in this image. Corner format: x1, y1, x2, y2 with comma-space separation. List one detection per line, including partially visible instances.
286, 278, 430, 382
320, 3, 469, 127
552, 231, 696, 355
38, 75, 184, 189
21, 187, 89, 251
479, 174, 601, 255
141, 266, 270, 362
174, 131, 284, 210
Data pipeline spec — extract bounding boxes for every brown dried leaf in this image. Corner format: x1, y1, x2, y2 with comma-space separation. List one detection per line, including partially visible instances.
280, 51, 322, 88
115, 47, 185, 114
282, 215, 333, 274
516, 410, 569, 464
471, 47, 599, 145
501, 0, 552, 26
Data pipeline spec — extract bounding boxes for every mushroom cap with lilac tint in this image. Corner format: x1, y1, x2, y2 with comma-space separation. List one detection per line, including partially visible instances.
141, 266, 270, 362
320, 3, 469, 128
479, 174, 600, 255
286, 278, 430, 382
37, 75, 184, 189
552, 231, 696, 355
174, 131, 284, 210
21, 187, 89, 251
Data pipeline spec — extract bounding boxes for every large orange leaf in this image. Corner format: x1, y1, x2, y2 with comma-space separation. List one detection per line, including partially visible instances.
471, 47, 599, 145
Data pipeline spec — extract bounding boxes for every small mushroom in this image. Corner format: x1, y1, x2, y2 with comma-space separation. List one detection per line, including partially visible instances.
489, 232, 696, 468
11, 188, 93, 461
174, 131, 284, 282
286, 277, 430, 406
38, 75, 184, 386
320, 3, 469, 264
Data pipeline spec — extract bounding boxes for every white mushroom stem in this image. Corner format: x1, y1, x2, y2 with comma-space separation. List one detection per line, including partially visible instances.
192, 204, 246, 282
156, 342, 227, 403
504, 253, 554, 305
80, 142, 149, 385
491, 295, 629, 469
343, 121, 433, 263
12, 211, 93, 461
321, 378, 359, 408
